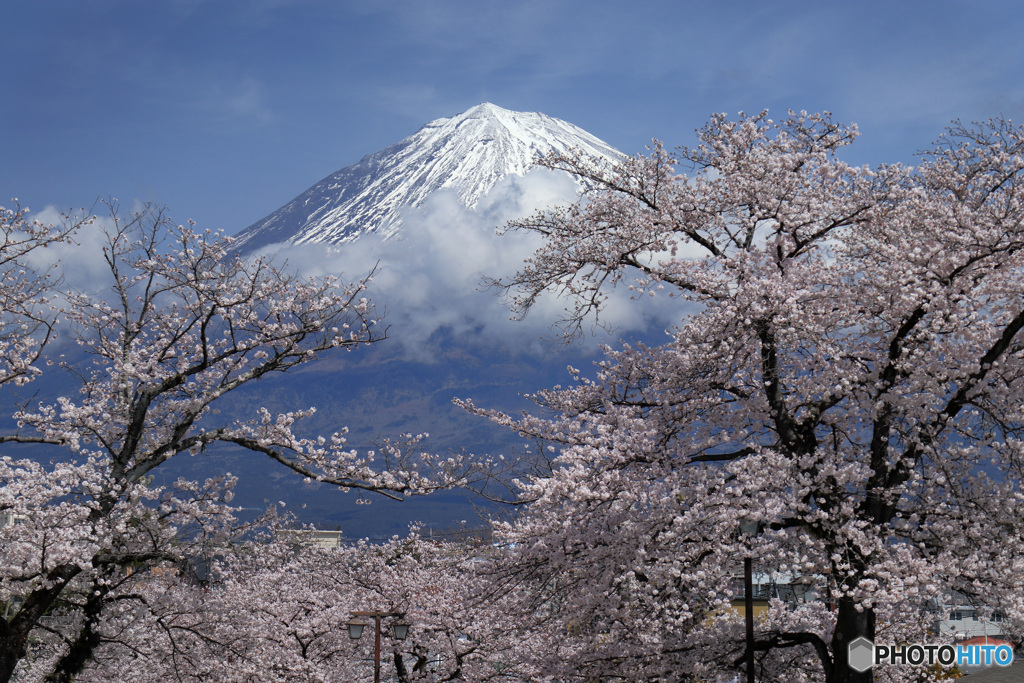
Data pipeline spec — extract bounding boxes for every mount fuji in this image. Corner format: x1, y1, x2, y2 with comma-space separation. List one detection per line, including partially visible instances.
186, 105, 653, 535
232, 103, 623, 251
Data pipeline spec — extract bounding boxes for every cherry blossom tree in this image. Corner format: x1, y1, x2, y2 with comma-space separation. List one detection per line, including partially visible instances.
325, 532, 545, 681
41, 528, 544, 682
0, 204, 464, 682
0, 203, 79, 386
60, 525, 365, 683
469, 111, 1024, 682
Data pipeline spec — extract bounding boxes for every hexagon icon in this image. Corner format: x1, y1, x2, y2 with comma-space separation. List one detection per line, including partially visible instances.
848, 637, 875, 673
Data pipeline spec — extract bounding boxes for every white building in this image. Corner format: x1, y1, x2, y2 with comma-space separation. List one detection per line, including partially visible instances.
935, 604, 1011, 642
0, 511, 27, 528
276, 528, 345, 550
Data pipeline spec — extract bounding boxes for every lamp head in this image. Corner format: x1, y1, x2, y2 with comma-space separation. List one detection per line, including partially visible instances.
347, 620, 367, 640
738, 518, 763, 537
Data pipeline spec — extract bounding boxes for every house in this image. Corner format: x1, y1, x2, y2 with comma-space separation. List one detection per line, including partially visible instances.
935, 603, 1012, 643
729, 570, 820, 618
0, 511, 27, 528
276, 528, 345, 550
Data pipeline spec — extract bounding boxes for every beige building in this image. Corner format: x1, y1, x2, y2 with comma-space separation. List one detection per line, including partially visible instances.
277, 528, 345, 550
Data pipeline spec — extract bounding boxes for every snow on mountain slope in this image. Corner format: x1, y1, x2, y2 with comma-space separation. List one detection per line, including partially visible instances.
231, 103, 623, 251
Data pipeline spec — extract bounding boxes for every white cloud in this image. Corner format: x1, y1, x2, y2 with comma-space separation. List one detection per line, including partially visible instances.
254, 168, 681, 359
24, 175, 683, 362
22, 206, 117, 295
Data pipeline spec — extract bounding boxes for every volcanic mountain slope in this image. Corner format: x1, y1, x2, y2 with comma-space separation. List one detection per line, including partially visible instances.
232, 102, 623, 251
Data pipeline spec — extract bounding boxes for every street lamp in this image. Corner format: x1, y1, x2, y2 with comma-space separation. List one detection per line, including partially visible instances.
347, 610, 409, 683
739, 518, 762, 683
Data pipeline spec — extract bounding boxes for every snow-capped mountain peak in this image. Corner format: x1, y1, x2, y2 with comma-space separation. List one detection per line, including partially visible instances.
231, 103, 623, 251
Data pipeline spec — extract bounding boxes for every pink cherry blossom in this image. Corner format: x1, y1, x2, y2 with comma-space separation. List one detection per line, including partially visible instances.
472, 112, 1024, 682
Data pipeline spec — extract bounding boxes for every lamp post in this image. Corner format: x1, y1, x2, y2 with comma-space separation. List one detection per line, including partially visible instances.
347, 610, 409, 683
739, 519, 762, 683
744, 554, 755, 682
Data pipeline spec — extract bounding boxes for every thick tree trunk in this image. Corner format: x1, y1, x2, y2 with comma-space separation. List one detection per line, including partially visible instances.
45, 582, 109, 683
0, 630, 27, 683
830, 597, 875, 683
0, 609, 41, 683
0, 565, 81, 683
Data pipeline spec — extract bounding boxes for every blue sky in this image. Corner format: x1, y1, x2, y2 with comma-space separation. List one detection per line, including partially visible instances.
3, 0, 1023, 234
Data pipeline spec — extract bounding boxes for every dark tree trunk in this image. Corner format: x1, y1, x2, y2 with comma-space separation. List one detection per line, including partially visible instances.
0, 627, 27, 683
393, 650, 408, 683
0, 565, 81, 683
830, 597, 875, 683
45, 581, 109, 683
